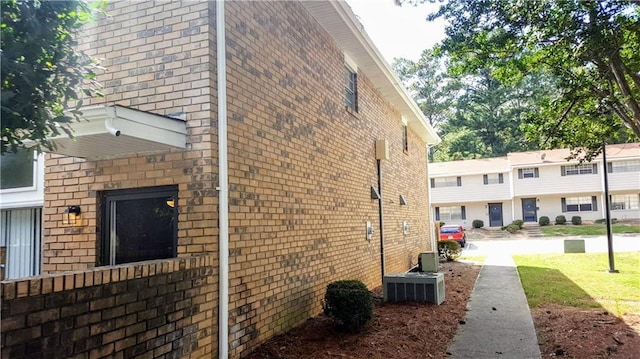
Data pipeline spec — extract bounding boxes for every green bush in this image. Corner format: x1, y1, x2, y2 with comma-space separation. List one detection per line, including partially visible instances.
512, 219, 525, 229
595, 218, 618, 224
472, 219, 484, 228
504, 224, 520, 233
438, 240, 461, 261
555, 215, 567, 225
323, 280, 373, 332
539, 216, 550, 226
571, 216, 582, 225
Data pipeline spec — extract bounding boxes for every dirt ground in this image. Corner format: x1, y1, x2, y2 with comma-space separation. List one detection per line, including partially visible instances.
247, 260, 640, 359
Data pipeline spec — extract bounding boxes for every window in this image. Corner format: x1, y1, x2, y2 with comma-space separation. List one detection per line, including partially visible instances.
402, 124, 408, 153
0, 149, 35, 190
430, 176, 462, 188
611, 194, 639, 210
435, 206, 466, 221
518, 168, 539, 179
100, 186, 178, 266
608, 160, 640, 173
561, 164, 597, 176
483, 173, 504, 185
344, 66, 357, 111
561, 196, 597, 212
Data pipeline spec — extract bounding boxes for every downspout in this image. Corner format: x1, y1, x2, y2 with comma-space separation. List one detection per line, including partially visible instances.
377, 159, 385, 282
216, 1, 229, 358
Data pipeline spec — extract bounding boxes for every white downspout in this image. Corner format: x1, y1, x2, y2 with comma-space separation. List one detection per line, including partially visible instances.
216, 1, 229, 358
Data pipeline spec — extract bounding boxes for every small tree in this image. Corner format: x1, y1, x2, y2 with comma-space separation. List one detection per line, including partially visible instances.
1, 0, 104, 154
438, 240, 461, 261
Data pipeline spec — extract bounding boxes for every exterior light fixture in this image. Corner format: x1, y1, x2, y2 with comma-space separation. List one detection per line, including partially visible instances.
399, 194, 408, 206
62, 206, 81, 225
371, 186, 381, 200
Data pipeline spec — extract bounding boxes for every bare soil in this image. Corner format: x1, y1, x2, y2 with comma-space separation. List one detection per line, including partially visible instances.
247, 260, 640, 359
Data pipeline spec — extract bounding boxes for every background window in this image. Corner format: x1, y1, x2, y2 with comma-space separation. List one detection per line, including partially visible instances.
611, 194, 639, 210
101, 186, 177, 266
561, 164, 597, 176
430, 176, 462, 188
561, 196, 597, 212
483, 173, 504, 184
608, 160, 640, 173
435, 206, 466, 221
0, 149, 35, 190
402, 124, 408, 153
518, 167, 539, 179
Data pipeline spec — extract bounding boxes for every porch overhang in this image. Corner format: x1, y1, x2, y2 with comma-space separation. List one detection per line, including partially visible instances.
48, 105, 187, 159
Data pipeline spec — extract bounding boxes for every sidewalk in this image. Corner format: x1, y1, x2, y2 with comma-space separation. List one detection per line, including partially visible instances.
446, 253, 541, 358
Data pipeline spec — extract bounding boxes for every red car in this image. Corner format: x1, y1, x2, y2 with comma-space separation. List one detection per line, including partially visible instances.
439, 224, 466, 247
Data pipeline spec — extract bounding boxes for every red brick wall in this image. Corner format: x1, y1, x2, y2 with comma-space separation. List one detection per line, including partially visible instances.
1, 256, 215, 358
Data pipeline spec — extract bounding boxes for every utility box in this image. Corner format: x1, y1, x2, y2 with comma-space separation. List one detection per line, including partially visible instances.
564, 239, 585, 253
383, 272, 445, 305
418, 252, 439, 273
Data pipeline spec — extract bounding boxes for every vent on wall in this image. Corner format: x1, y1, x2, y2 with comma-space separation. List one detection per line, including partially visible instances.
383, 272, 445, 305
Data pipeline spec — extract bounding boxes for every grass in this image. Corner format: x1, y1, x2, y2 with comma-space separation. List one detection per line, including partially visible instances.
458, 254, 486, 264
539, 223, 640, 236
514, 252, 640, 316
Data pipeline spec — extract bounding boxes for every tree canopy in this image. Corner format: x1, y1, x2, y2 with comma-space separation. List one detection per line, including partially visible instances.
1, 0, 103, 154
399, 0, 640, 159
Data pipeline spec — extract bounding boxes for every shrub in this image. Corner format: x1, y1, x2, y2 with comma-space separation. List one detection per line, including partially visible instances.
555, 215, 567, 225
539, 216, 550, 226
438, 240, 462, 261
323, 280, 373, 332
571, 216, 582, 225
595, 218, 618, 224
512, 219, 525, 229
504, 224, 520, 233
472, 219, 484, 228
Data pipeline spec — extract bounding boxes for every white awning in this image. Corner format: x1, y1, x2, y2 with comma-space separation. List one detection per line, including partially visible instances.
48, 105, 187, 159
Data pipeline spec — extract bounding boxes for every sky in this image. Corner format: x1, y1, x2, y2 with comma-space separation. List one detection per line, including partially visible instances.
345, 0, 447, 63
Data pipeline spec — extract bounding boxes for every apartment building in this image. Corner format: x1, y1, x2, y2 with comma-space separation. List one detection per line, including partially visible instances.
1, 1, 439, 358
429, 143, 640, 228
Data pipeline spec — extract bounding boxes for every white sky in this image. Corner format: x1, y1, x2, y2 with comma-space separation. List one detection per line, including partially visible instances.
345, 0, 447, 63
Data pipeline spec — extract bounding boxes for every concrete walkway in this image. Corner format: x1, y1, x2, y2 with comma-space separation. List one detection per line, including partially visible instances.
447, 253, 541, 358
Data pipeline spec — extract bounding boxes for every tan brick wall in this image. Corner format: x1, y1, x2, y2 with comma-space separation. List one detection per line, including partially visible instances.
39, 1, 435, 358
224, 2, 433, 356
1, 256, 215, 359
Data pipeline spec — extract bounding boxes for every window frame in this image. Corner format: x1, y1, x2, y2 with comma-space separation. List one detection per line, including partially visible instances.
608, 160, 640, 173
483, 173, 504, 185
561, 196, 597, 213
0, 149, 38, 193
561, 163, 597, 176
519, 167, 539, 179
610, 194, 640, 210
435, 206, 466, 221
344, 66, 358, 112
430, 176, 462, 188
100, 185, 178, 266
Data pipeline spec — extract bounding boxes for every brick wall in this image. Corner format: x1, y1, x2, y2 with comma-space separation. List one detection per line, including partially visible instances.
38, 1, 436, 358
224, 2, 433, 356
1, 256, 215, 359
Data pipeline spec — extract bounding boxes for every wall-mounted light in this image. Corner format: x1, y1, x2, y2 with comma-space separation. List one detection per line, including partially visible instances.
399, 194, 408, 206
62, 206, 81, 226
371, 186, 381, 200
402, 221, 409, 235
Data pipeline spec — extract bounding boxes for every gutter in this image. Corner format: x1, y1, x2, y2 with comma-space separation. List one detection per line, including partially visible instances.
216, 1, 229, 358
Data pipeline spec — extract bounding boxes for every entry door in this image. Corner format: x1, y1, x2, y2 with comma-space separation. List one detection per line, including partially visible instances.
488, 203, 503, 227
522, 198, 537, 222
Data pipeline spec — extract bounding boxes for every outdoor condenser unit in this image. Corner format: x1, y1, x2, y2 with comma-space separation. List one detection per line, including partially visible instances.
418, 252, 439, 273
383, 272, 445, 305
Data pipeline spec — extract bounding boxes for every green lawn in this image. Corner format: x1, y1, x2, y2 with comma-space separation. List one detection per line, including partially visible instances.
539, 223, 640, 236
514, 252, 640, 316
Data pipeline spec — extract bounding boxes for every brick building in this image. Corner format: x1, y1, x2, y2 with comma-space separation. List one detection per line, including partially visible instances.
1, 1, 439, 358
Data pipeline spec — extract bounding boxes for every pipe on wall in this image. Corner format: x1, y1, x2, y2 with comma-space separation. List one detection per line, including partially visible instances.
216, 1, 230, 358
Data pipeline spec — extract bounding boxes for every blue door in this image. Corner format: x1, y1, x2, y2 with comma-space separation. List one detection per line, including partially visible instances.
522, 198, 537, 222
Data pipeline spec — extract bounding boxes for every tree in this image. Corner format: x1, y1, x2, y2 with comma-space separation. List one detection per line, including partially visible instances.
401, 0, 640, 159
1, 0, 103, 155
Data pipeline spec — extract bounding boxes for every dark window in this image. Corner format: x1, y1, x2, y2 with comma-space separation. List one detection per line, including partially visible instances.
518, 167, 539, 179
402, 124, 408, 153
345, 66, 357, 111
0, 149, 35, 190
100, 186, 178, 266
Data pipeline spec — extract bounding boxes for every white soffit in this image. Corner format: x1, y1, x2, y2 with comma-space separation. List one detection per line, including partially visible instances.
48, 105, 187, 159
301, 1, 441, 145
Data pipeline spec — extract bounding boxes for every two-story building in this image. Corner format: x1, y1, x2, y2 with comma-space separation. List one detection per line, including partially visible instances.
1, 1, 439, 358
429, 143, 640, 228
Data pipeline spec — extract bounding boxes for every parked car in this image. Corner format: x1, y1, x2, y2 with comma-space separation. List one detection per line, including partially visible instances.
439, 224, 466, 247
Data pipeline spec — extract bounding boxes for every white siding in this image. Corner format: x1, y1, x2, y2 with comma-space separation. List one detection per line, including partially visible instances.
430, 173, 510, 204
432, 201, 513, 229
608, 171, 640, 191
513, 164, 602, 197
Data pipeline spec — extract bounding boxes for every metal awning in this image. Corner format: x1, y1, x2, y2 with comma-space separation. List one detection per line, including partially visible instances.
48, 105, 187, 159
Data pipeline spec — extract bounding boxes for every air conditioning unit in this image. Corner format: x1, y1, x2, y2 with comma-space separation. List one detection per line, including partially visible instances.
418, 252, 439, 273
383, 272, 445, 305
